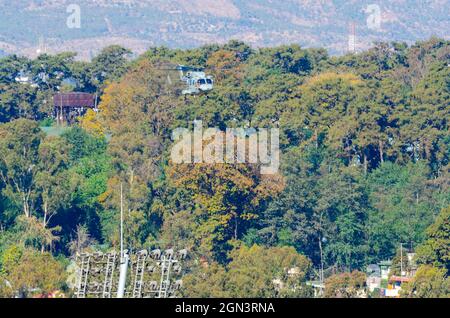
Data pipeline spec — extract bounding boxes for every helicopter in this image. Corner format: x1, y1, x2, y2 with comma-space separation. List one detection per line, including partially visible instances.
177, 65, 214, 95
157, 64, 214, 96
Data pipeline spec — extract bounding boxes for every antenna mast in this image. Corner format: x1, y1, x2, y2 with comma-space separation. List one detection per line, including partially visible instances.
117, 183, 129, 298
120, 183, 124, 259
348, 22, 356, 54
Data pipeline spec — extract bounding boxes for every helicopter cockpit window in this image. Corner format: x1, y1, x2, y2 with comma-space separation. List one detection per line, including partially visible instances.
206, 79, 213, 84
198, 79, 207, 85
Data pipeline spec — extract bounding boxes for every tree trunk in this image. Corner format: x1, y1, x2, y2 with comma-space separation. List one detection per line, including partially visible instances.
424, 142, 431, 160
314, 129, 319, 149
43, 201, 48, 227
319, 237, 324, 283
378, 140, 384, 164
23, 198, 30, 218
363, 152, 368, 175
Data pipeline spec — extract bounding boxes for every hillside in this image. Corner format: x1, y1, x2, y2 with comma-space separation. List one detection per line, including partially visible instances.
0, 38, 449, 298
0, 0, 449, 59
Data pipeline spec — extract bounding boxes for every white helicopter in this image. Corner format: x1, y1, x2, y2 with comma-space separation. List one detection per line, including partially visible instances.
176, 65, 214, 95
159, 64, 214, 96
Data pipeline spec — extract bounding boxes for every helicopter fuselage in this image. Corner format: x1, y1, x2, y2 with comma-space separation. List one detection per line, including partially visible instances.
180, 70, 214, 95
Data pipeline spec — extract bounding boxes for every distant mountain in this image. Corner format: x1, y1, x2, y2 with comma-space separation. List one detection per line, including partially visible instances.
0, 0, 449, 59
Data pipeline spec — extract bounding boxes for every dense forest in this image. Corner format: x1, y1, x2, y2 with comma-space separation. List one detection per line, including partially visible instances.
0, 38, 449, 298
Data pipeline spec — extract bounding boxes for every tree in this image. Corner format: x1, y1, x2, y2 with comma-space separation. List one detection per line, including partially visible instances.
226, 245, 312, 298
415, 206, 450, 273
181, 244, 312, 298
0, 119, 44, 218
324, 271, 366, 298
0, 82, 42, 122
62, 128, 112, 245
167, 155, 285, 261
86, 60, 177, 247
0, 246, 66, 298
31, 52, 76, 91
61, 126, 107, 162
282, 72, 363, 151
255, 144, 369, 271
0, 120, 78, 251
68, 60, 97, 92
15, 215, 60, 252
90, 45, 131, 87
401, 265, 450, 298
366, 162, 444, 262
35, 137, 72, 228
67, 224, 97, 256
0, 55, 31, 85
181, 263, 231, 298
407, 61, 449, 166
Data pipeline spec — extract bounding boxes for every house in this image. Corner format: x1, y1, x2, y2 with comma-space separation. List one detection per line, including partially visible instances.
384, 276, 412, 298
366, 264, 382, 292
15, 72, 38, 87
379, 260, 392, 280
53, 92, 97, 125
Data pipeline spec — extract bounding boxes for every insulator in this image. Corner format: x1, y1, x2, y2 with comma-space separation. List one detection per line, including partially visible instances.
150, 249, 161, 260
149, 281, 158, 291
138, 249, 148, 257
177, 249, 188, 260
173, 265, 182, 274
164, 249, 174, 258
173, 279, 183, 290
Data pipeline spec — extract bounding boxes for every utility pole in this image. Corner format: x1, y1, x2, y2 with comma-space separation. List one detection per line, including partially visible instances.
117, 183, 129, 298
